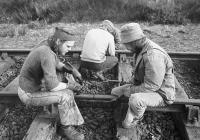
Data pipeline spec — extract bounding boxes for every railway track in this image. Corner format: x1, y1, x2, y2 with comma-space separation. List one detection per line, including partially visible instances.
0, 48, 200, 140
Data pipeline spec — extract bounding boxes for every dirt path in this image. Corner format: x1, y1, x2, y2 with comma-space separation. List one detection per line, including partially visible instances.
0, 22, 200, 52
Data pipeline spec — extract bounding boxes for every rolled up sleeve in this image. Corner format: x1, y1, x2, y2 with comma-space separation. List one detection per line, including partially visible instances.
131, 52, 166, 93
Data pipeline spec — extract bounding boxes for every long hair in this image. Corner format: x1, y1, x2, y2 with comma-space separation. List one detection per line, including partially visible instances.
99, 20, 115, 33
47, 35, 59, 55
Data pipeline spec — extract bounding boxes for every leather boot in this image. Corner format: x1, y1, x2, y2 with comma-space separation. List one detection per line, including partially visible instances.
122, 116, 143, 129
58, 125, 84, 140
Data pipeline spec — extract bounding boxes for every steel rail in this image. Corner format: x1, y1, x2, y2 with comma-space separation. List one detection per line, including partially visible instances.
0, 49, 31, 56
116, 50, 200, 60
78, 95, 200, 106
0, 91, 199, 106
1, 49, 200, 60
0, 92, 193, 113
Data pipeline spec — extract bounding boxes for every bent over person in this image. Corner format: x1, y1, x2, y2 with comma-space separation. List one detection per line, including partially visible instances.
18, 27, 84, 140
111, 23, 175, 129
79, 20, 119, 80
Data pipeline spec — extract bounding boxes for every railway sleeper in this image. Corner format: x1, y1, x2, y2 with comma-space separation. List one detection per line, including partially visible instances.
23, 113, 58, 140
22, 104, 60, 140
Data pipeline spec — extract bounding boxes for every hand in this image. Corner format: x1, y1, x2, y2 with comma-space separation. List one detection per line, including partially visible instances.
110, 94, 120, 102
72, 68, 83, 85
63, 62, 83, 84
111, 84, 131, 98
67, 80, 82, 92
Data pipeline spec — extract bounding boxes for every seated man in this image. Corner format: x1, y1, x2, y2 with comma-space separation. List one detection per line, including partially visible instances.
79, 20, 120, 81
18, 27, 84, 140
111, 23, 176, 129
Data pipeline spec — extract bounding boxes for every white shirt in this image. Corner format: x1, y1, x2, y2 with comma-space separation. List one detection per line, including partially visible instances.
81, 29, 115, 63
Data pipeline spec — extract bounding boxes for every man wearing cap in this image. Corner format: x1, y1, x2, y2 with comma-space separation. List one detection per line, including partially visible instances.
79, 20, 120, 80
18, 27, 85, 140
111, 23, 176, 129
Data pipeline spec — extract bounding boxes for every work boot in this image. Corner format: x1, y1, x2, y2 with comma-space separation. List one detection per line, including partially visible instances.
58, 125, 84, 140
122, 116, 143, 129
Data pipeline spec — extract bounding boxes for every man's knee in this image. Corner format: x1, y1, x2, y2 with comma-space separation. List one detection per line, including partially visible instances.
60, 89, 74, 102
18, 91, 32, 106
129, 93, 144, 108
128, 93, 146, 116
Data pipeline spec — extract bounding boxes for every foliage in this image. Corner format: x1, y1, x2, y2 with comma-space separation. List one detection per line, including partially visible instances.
181, 0, 200, 23
0, 0, 200, 24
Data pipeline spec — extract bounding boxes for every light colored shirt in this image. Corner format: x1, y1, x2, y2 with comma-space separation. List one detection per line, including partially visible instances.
81, 29, 115, 63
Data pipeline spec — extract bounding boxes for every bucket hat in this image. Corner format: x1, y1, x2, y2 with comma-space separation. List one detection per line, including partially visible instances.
120, 23, 145, 43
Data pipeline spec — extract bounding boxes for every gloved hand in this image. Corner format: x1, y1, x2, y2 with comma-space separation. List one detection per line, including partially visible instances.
110, 94, 120, 102
65, 73, 82, 93
111, 84, 132, 98
67, 80, 82, 93
63, 62, 83, 85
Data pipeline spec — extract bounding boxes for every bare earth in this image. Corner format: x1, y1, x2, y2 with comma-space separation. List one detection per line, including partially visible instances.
0, 22, 200, 52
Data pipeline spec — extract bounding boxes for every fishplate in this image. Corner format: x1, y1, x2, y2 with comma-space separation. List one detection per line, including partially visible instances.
186, 105, 200, 127
1, 52, 8, 60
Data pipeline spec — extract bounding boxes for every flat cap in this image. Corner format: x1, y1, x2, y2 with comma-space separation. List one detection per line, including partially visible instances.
53, 27, 74, 41
120, 23, 145, 43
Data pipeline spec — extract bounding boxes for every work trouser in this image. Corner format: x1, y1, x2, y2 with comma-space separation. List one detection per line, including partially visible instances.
124, 92, 166, 124
18, 87, 84, 126
80, 56, 118, 72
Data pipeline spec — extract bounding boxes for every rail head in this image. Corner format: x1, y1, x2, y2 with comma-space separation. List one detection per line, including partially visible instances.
0, 91, 200, 106
1, 48, 200, 60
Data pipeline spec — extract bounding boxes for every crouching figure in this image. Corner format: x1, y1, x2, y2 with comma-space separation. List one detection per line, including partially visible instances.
79, 20, 119, 81
18, 27, 84, 140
